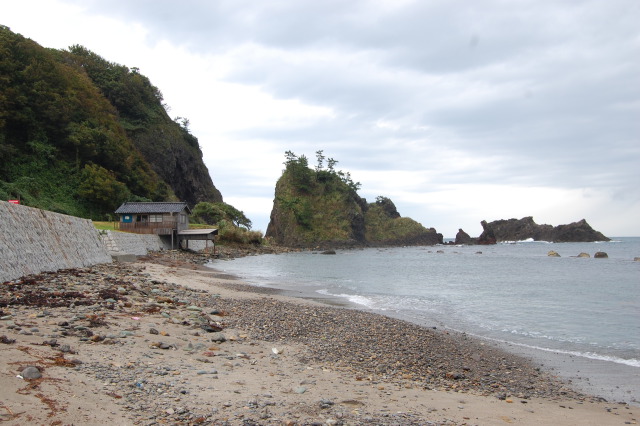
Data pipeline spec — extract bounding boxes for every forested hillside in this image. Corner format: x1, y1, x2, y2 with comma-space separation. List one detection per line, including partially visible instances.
0, 26, 221, 219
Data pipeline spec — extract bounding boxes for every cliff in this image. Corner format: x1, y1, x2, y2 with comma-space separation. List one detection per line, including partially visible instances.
66, 45, 222, 207
476, 217, 610, 244
265, 152, 442, 247
0, 26, 221, 218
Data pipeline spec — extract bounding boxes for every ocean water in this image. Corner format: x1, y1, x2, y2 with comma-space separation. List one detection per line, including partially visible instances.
211, 238, 640, 400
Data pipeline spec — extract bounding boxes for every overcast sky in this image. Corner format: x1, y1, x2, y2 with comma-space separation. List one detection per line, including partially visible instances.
4, 0, 639, 237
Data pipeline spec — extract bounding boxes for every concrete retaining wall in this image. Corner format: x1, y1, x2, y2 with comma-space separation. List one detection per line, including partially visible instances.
101, 230, 170, 255
0, 201, 112, 282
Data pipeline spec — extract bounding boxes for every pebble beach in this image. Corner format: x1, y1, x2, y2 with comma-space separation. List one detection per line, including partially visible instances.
0, 250, 637, 425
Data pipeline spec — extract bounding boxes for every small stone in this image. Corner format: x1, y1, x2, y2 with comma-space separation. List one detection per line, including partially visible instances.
547, 250, 560, 257
446, 371, 464, 380
577, 252, 590, 258
294, 386, 307, 394
594, 251, 608, 258
187, 306, 202, 312
149, 328, 159, 335
210, 332, 226, 343
320, 399, 334, 409
21, 366, 42, 379
201, 324, 222, 333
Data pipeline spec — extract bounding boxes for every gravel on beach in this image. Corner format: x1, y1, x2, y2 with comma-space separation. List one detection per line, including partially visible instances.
0, 250, 630, 425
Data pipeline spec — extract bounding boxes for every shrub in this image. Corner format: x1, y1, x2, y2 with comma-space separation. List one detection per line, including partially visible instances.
218, 224, 263, 245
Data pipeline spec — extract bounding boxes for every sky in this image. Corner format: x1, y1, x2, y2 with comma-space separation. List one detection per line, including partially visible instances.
3, 0, 639, 237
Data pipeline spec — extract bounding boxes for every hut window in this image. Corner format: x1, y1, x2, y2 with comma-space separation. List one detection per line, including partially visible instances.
149, 214, 163, 223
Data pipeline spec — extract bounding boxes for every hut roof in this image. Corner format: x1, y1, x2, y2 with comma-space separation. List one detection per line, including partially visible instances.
114, 202, 191, 215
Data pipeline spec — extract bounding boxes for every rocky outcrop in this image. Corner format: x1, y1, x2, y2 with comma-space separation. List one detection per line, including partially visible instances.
477, 221, 497, 245
128, 125, 223, 207
455, 229, 476, 245
265, 173, 368, 248
551, 220, 609, 243
265, 158, 442, 247
477, 217, 609, 244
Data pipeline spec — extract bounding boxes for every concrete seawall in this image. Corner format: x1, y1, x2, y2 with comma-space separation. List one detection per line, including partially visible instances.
100, 231, 210, 255
101, 230, 167, 256
0, 201, 112, 282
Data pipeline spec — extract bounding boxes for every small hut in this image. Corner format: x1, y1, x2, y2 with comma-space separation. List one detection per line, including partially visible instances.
114, 202, 217, 250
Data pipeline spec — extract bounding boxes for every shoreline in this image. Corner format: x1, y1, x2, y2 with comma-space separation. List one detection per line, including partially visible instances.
211, 244, 640, 407
210, 268, 640, 408
0, 251, 636, 424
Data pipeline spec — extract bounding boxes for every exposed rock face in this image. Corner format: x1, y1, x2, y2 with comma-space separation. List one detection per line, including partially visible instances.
552, 220, 609, 243
265, 174, 368, 248
454, 229, 475, 245
130, 126, 223, 206
265, 164, 442, 247
477, 217, 609, 244
477, 221, 497, 245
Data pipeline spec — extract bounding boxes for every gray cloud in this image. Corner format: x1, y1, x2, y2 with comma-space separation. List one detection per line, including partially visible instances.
65, 0, 640, 234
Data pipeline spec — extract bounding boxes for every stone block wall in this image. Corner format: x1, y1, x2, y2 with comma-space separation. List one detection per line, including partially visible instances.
101, 230, 167, 256
0, 201, 112, 282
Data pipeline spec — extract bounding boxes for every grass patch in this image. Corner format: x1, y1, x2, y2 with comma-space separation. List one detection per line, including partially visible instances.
93, 221, 119, 231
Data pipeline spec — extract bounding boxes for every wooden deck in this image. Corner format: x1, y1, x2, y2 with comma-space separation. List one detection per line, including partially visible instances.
117, 222, 177, 235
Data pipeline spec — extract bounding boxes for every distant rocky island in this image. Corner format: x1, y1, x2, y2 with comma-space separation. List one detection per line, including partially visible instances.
455, 217, 609, 245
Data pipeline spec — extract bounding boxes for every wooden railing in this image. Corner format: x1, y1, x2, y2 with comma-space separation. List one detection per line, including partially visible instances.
117, 221, 176, 235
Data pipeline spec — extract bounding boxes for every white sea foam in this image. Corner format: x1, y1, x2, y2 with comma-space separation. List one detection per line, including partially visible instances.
513, 343, 640, 368
466, 331, 640, 368
316, 289, 381, 310
500, 238, 552, 244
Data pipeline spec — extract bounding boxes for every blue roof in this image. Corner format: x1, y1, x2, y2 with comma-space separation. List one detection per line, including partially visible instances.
114, 202, 191, 214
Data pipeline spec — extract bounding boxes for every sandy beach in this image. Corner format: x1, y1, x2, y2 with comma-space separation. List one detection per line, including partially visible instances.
0, 251, 637, 425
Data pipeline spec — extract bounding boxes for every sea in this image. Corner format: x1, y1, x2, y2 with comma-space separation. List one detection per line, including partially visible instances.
210, 237, 640, 404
